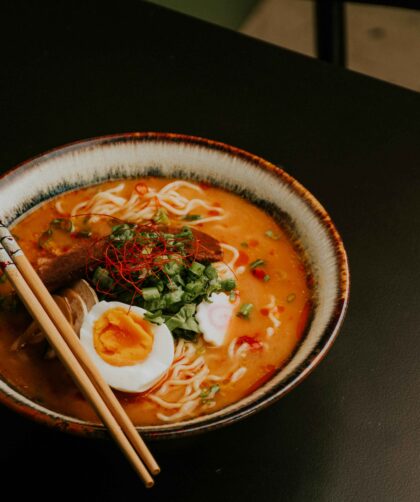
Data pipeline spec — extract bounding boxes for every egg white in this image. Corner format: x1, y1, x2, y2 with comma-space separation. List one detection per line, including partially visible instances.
196, 293, 235, 347
79, 301, 174, 393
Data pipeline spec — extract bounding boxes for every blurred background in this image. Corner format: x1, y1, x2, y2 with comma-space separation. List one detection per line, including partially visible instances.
149, 0, 420, 92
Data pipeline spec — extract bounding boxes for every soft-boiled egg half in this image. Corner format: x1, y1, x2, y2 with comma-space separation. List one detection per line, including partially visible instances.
196, 292, 235, 347
79, 301, 174, 393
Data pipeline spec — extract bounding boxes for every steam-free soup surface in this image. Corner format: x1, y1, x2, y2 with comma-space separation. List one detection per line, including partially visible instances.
0, 178, 311, 425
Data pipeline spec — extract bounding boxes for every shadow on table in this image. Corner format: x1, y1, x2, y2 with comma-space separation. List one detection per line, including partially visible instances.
0, 371, 339, 501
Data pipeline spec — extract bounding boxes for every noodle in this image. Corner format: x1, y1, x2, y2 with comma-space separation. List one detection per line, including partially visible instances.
231, 367, 247, 383
157, 400, 199, 422
68, 181, 226, 226
145, 335, 247, 421
0, 176, 312, 426
220, 243, 239, 270
265, 295, 281, 330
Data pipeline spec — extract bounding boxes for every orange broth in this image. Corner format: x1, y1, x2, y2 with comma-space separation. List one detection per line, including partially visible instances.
0, 178, 312, 425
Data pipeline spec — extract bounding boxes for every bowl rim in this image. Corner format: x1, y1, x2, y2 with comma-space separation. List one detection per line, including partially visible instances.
0, 132, 350, 439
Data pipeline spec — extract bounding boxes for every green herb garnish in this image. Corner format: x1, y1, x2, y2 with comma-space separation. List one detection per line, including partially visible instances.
38, 229, 53, 249
189, 261, 206, 277
166, 304, 201, 339
204, 264, 218, 280
143, 310, 165, 325
237, 303, 254, 319
183, 214, 202, 221
163, 288, 184, 306
90, 224, 232, 341
163, 261, 183, 276
50, 218, 74, 233
93, 267, 114, 290
200, 384, 220, 402
221, 278, 236, 291
110, 223, 136, 244
142, 287, 161, 301
265, 230, 280, 240
249, 258, 265, 269
153, 207, 170, 224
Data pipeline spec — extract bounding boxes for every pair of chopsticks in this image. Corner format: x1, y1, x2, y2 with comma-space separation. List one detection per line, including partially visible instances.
0, 222, 159, 487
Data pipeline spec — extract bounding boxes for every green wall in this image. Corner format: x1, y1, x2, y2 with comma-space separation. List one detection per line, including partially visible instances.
148, 0, 259, 29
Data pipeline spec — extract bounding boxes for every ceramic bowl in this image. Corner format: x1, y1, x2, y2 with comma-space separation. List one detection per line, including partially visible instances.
0, 133, 349, 439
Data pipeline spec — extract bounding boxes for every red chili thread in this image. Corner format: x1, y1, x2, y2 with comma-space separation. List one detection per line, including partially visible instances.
85, 221, 214, 304
72, 213, 237, 304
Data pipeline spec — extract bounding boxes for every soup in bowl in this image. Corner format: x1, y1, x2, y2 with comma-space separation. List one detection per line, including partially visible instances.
0, 133, 349, 439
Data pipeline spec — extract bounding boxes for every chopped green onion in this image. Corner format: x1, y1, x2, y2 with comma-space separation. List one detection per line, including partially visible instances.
95, 222, 232, 341
287, 293, 296, 303
189, 261, 205, 277
263, 274, 270, 282
153, 207, 170, 224
166, 279, 180, 291
204, 264, 218, 280
183, 214, 202, 221
144, 310, 165, 325
142, 287, 161, 301
143, 298, 166, 312
237, 303, 254, 319
166, 304, 200, 333
209, 384, 220, 396
265, 229, 280, 240
208, 278, 222, 294
185, 280, 200, 292
163, 289, 183, 306
200, 384, 220, 401
221, 278, 236, 291
176, 226, 193, 239
38, 229, 53, 249
185, 278, 206, 297
200, 387, 210, 399
154, 280, 165, 292
93, 267, 114, 290
172, 274, 185, 287
163, 261, 183, 276
249, 258, 265, 270
50, 218, 74, 232
229, 290, 236, 302
111, 223, 136, 243
144, 309, 162, 319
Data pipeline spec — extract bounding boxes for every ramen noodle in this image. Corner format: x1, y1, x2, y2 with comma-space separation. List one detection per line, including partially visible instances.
0, 178, 312, 425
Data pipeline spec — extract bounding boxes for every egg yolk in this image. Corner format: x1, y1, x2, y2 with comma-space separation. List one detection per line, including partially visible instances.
93, 307, 154, 366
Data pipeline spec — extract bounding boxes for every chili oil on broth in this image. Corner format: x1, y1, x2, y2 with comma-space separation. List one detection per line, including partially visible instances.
0, 177, 312, 426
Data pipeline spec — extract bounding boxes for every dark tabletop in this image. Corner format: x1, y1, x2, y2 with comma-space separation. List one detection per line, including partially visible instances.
1, 1, 420, 500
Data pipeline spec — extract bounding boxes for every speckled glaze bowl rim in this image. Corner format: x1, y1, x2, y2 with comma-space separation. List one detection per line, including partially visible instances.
0, 132, 349, 440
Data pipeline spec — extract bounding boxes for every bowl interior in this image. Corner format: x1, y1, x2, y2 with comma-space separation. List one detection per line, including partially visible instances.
0, 134, 349, 438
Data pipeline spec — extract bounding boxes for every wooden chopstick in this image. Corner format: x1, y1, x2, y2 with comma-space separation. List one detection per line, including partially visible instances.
0, 225, 159, 476
0, 227, 158, 487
